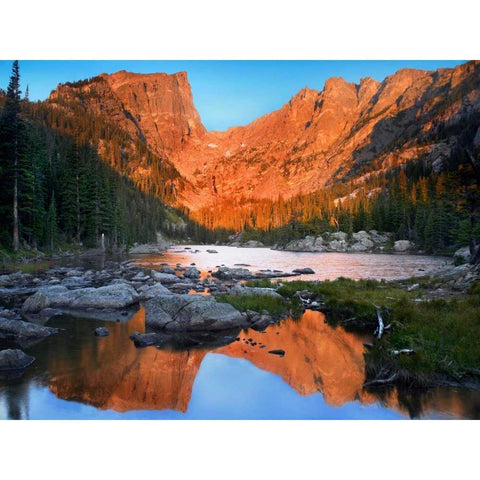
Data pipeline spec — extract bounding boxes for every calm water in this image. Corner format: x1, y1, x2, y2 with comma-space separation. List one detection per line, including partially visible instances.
140, 245, 452, 281
1, 246, 479, 420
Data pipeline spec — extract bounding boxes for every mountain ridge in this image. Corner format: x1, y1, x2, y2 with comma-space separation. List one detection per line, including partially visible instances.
46, 61, 480, 226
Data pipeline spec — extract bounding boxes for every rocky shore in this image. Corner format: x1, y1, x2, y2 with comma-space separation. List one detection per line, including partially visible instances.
0, 257, 310, 370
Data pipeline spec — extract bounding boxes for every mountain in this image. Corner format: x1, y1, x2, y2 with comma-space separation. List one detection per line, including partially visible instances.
44, 61, 480, 246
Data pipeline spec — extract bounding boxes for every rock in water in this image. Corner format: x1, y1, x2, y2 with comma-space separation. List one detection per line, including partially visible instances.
144, 294, 246, 331
0, 349, 35, 371
183, 267, 201, 279
292, 267, 315, 274
0, 317, 58, 344
268, 349, 285, 357
22, 284, 139, 313
94, 327, 110, 337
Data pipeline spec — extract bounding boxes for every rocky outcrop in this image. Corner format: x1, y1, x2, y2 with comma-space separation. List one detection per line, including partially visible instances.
144, 294, 246, 331
275, 230, 392, 253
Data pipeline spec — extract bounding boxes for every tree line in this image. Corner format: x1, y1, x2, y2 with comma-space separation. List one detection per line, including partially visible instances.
0, 61, 182, 253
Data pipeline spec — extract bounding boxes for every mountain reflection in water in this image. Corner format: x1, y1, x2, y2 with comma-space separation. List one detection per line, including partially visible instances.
0, 308, 470, 419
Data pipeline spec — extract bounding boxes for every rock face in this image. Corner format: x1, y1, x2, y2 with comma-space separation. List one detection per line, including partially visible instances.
46, 61, 480, 229
0, 349, 35, 371
144, 294, 246, 331
22, 284, 139, 313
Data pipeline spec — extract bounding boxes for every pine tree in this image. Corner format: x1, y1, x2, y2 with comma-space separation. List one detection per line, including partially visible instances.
1, 61, 22, 251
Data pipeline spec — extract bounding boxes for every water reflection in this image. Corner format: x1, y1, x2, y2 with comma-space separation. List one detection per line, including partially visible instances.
2, 309, 472, 419
47, 309, 208, 412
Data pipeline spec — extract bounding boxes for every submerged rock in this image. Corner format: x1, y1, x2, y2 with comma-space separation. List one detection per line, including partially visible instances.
144, 294, 246, 331
0, 349, 35, 371
94, 327, 110, 337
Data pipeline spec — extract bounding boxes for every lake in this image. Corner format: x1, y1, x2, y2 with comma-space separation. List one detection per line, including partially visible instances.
1, 246, 478, 420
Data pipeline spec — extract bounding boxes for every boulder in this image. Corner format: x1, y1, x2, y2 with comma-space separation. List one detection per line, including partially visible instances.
22, 284, 139, 313
328, 239, 348, 252
206, 249, 218, 254
159, 265, 176, 275
138, 282, 173, 300
69, 284, 140, 309
94, 327, 110, 337
228, 284, 282, 298
369, 230, 390, 244
330, 231, 347, 241
240, 240, 264, 248
454, 246, 471, 265
292, 267, 315, 274
144, 294, 246, 331
393, 240, 413, 252
212, 266, 251, 280
0, 317, 58, 344
284, 235, 323, 252
183, 267, 201, 279
0, 349, 35, 371
150, 271, 180, 284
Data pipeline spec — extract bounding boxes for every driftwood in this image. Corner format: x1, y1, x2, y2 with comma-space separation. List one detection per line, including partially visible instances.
363, 372, 398, 388
373, 304, 384, 339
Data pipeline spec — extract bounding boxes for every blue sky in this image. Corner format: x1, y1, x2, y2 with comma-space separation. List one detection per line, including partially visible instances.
0, 60, 466, 131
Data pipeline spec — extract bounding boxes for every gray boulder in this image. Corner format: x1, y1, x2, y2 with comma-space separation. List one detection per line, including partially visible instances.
144, 294, 246, 331
454, 246, 471, 265
150, 270, 180, 284
393, 240, 413, 252
292, 267, 315, 274
138, 282, 173, 300
0, 317, 58, 344
212, 266, 252, 280
22, 284, 139, 313
240, 240, 265, 248
229, 284, 282, 298
0, 349, 35, 371
94, 327, 110, 337
328, 239, 348, 252
184, 267, 201, 279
